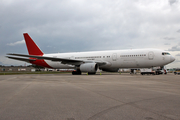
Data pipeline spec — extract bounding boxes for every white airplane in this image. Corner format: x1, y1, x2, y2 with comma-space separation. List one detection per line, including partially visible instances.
7, 33, 175, 75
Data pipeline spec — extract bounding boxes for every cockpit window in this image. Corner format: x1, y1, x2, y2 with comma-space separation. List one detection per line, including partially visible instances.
162, 52, 170, 55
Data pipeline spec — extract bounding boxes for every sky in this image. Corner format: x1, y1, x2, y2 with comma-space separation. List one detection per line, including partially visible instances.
0, 0, 180, 68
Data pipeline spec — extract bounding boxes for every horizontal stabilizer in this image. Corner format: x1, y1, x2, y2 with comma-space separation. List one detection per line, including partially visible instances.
6, 56, 36, 63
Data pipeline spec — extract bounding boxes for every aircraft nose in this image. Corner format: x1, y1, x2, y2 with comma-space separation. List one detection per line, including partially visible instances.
170, 56, 175, 62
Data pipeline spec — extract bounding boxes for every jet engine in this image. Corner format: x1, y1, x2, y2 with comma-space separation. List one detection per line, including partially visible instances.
80, 63, 98, 73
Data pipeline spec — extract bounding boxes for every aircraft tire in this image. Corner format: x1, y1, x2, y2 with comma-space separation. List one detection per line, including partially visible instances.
88, 72, 96, 75
72, 71, 82, 75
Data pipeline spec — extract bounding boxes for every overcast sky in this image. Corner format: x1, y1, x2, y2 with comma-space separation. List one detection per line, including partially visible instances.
0, 0, 180, 68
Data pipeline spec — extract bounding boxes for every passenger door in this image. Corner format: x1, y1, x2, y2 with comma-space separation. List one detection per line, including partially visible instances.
148, 51, 154, 60
112, 53, 117, 61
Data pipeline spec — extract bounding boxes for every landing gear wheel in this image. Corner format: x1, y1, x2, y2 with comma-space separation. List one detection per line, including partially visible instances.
72, 70, 82, 75
88, 72, 96, 75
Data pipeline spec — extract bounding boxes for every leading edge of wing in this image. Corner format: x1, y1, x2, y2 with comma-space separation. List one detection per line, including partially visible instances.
7, 53, 83, 65
7, 53, 108, 66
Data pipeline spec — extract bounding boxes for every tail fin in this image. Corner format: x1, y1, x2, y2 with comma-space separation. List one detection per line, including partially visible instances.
23, 33, 44, 56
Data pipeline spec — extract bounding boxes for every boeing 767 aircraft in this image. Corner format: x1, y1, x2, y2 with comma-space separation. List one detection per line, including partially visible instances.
7, 33, 175, 75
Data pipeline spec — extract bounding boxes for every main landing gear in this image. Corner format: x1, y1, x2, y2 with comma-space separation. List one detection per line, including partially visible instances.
87, 72, 96, 75
72, 70, 82, 75
72, 70, 96, 75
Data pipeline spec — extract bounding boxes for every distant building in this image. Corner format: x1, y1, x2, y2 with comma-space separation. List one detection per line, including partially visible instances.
0, 66, 74, 72
0, 66, 36, 72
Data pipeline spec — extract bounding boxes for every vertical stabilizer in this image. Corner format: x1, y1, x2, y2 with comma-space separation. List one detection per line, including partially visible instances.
23, 33, 44, 56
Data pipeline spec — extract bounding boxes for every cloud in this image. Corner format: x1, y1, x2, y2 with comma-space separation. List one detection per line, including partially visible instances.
177, 29, 180, 33
7, 40, 25, 46
47, 45, 55, 48
164, 37, 175, 40
176, 53, 180, 56
0, 61, 4, 65
175, 59, 180, 62
164, 43, 171, 45
168, 45, 180, 51
169, 0, 178, 5
0, 0, 180, 68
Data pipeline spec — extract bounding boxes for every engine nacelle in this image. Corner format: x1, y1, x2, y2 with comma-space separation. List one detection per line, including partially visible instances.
80, 63, 98, 73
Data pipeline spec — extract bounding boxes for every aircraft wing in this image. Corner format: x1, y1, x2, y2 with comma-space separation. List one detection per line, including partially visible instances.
6, 56, 36, 63
7, 53, 107, 66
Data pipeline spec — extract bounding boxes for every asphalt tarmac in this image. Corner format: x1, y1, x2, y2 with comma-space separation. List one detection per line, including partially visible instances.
0, 73, 180, 120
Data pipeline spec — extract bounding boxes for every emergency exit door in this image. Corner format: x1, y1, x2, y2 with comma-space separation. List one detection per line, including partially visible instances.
112, 53, 117, 61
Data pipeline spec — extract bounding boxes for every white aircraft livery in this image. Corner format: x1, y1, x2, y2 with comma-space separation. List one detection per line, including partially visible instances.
7, 33, 175, 75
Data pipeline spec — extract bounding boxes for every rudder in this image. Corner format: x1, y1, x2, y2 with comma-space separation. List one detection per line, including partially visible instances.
23, 33, 44, 56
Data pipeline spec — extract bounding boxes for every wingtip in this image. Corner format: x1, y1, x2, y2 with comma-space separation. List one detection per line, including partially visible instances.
6, 53, 13, 55
5, 56, 12, 59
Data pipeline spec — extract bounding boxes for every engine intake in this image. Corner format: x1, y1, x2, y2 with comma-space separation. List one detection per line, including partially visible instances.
80, 63, 98, 73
